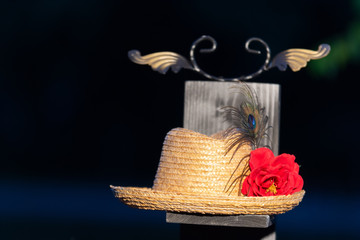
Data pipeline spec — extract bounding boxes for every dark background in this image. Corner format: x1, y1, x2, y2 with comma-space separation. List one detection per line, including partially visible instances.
1, 0, 359, 239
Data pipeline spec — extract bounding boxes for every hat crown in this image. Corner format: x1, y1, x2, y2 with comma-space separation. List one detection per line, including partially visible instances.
152, 128, 251, 197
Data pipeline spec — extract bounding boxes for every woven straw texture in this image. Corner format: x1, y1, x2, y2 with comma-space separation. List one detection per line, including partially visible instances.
111, 186, 305, 215
111, 128, 305, 215
153, 128, 250, 196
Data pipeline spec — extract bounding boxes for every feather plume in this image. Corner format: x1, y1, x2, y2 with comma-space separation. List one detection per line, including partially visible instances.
222, 83, 270, 155
222, 83, 271, 195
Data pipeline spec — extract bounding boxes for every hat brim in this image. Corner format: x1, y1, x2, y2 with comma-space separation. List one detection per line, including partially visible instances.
110, 186, 305, 215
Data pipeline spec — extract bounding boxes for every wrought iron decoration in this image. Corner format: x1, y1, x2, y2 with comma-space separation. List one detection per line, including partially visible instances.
128, 35, 330, 81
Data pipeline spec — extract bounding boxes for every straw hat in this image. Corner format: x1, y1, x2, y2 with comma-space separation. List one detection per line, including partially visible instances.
111, 128, 305, 215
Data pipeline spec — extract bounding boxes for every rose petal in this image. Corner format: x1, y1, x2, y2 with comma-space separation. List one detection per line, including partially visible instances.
294, 162, 300, 173
241, 176, 251, 195
272, 154, 296, 170
249, 147, 274, 170
259, 187, 267, 196
254, 169, 268, 186
260, 174, 279, 188
293, 173, 304, 192
249, 181, 259, 196
277, 187, 284, 195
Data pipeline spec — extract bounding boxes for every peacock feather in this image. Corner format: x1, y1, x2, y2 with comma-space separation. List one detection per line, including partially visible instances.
222, 83, 271, 195
222, 83, 270, 154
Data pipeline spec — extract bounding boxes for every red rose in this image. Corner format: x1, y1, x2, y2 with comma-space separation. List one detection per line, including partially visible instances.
241, 147, 303, 197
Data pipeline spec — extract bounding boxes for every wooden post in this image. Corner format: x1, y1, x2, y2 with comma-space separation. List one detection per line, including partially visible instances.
166, 81, 281, 240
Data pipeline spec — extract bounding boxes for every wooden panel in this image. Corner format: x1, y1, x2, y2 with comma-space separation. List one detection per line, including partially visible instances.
183, 81, 280, 155
167, 213, 273, 228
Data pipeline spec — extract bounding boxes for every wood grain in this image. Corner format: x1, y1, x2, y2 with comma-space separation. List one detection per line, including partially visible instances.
183, 81, 280, 155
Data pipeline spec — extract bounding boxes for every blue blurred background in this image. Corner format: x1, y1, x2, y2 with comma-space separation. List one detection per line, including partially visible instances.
0, 0, 360, 239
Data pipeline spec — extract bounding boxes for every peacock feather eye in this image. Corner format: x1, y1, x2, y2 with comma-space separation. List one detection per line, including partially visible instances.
248, 114, 256, 129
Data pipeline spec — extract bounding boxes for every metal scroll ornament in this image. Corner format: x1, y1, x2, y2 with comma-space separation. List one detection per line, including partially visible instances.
128, 35, 331, 81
